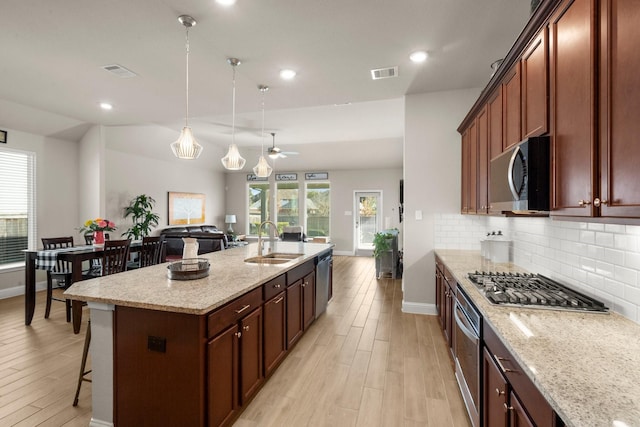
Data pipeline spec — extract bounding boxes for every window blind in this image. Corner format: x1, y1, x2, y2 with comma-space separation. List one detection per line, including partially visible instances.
0, 147, 36, 265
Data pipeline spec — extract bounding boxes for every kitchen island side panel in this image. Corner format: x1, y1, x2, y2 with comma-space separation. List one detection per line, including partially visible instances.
114, 306, 207, 426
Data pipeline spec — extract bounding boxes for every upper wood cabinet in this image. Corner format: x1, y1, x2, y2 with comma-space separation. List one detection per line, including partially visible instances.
549, 0, 597, 217
598, 0, 640, 218
488, 86, 504, 160
522, 27, 549, 138
477, 106, 490, 214
461, 127, 471, 214
503, 62, 522, 150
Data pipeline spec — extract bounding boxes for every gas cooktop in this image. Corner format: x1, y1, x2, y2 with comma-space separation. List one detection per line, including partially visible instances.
467, 271, 609, 313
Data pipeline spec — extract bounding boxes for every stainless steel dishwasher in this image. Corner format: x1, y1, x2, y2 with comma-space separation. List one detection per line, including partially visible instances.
315, 250, 332, 318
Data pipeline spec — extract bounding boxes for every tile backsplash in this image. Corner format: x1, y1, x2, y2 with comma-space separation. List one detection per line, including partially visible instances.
434, 214, 640, 323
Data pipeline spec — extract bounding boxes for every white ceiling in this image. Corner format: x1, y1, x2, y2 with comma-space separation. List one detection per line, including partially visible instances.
0, 0, 532, 171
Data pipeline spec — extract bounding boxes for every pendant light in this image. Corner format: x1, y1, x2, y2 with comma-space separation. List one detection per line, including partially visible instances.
221, 58, 246, 170
170, 15, 203, 160
253, 85, 273, 178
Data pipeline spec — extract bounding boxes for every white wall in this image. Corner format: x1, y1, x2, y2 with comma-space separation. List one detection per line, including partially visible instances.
78, 125, 103, 222
434, 214, 640, 324
224, 168, 403, 254
0, 127, 78, 296
402, 88, 480, 314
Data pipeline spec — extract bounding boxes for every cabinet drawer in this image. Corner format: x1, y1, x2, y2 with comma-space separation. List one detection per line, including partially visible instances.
484, 322, 554, 427
263, 274, 286, 301
208, 287, 263, 339
287, 260, 314, 285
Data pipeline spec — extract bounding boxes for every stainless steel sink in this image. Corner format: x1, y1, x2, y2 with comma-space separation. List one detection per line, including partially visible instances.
244, 253, 304, 264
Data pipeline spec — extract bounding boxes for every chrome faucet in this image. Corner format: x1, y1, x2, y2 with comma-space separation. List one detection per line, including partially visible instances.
257, 220, 279, 257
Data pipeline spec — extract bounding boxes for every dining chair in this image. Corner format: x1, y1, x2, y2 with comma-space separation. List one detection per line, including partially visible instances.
127, 236, 165, 269
41, 236, 75, 321
73, 238, 131, 406
83, 232, 111, 279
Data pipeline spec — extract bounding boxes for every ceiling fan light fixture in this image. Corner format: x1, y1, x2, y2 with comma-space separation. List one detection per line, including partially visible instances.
171, 14, 202, 160
221, 58, 246, 170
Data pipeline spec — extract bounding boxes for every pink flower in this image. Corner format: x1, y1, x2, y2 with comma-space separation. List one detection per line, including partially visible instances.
97, 220, 108, 228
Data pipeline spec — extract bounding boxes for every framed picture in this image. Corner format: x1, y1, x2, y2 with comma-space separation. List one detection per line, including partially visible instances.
168, 192, 205, 225
0, 130, 6, 144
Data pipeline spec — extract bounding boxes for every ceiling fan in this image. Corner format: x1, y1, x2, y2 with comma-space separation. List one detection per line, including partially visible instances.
267, 133, 298, 159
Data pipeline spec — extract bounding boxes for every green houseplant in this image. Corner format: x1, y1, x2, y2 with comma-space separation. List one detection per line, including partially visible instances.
372, 229, 397, 258
373, 229, 399, 279
122, 194, 160, 240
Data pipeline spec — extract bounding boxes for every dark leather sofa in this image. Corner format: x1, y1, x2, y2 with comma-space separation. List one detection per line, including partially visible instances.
159, 225, 228, 260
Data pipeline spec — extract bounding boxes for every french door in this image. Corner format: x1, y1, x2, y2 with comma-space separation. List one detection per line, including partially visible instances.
354, 191, 382, 256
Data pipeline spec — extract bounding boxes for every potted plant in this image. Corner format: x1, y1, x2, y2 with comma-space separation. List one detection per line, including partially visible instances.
122, 194, 160, 240
373, 229, 398, 278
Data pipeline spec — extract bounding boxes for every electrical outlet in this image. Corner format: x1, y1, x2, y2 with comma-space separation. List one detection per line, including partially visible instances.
148, 336, 166, 353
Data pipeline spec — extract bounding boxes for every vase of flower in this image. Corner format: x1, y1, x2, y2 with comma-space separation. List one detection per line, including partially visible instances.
79, 218, 116, 248
93, 230, 106, 247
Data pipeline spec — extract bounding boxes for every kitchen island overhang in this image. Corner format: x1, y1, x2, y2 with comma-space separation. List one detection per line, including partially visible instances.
64, 242, 333, 427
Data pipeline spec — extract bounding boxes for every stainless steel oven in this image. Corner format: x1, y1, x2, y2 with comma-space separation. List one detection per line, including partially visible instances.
454, 285, 481, 427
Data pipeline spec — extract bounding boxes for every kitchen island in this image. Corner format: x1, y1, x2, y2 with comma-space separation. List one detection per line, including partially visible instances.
436, 249, 640, 427
64, 241, 332, 427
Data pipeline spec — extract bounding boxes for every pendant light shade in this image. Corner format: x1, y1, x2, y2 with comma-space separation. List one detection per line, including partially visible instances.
253, 85, 273, 178
171, 15, 203, 160
221, 58, 246, 170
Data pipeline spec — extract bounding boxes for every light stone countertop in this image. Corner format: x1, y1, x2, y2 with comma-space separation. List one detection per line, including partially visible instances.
64, 242, 332, 315
435, 249, 640, 427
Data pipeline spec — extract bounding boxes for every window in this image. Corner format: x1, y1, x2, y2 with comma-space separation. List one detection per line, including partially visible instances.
305, 183, 330, 237
248, 183, 270, 235
0, 147, 36, 266
276, 182, 299, 234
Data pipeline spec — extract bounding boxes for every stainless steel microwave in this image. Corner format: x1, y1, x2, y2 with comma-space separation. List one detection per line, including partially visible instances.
489, 136, 550, 214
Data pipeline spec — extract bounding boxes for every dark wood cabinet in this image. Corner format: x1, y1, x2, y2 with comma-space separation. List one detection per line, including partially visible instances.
510, 391, 536, 427
503, 63, 522, 150
208, 323, 240, 427
302, 272, 315, 329
598, 0, 640, 218
263, 291, 286, 376
239, 307, 263, 403
488, 86, 504, 160
477, 106, 489, 214
435, 258, 454, 358
549, 0, 597, 217
461, 127, 471, 214
521, 27, 549, 138
286, 279, 303, 347
483, 348, 509, 427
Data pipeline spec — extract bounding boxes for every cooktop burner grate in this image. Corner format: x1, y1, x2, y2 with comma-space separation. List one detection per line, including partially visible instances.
467, 271, 608, 313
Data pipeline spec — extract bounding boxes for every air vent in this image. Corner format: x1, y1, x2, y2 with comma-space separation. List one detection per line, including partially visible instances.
370, 66, 398, 80
101, 64, 138, 78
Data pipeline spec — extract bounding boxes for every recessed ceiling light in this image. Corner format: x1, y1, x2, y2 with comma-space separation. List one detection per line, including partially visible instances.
215, 0, 236, 5
409, 51, 428, 63
99, 102, 113, 110
280, 69, 297, 80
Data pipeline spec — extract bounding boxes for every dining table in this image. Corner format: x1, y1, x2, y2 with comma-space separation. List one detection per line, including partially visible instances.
24, 242, 140, 334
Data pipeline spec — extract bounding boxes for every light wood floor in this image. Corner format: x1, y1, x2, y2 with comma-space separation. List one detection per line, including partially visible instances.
0, 256, 470, 426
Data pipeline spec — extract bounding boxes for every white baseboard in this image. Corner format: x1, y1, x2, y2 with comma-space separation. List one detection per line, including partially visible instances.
402, 300, 437, 315
0, 282, 46, 299
90, 418, 114, 427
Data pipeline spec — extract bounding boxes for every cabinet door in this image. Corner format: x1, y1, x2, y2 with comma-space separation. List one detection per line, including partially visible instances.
477, 106, 489, 214
287, 280, 303, 348
435, 267, 443, 327
302, 272, 316, 329
599, 0, 640, 218
483, 349, 509, 427
208, 324, 240, 427
264, 292, 287, 376
488, 86, 504, 160
503, 63, 522, 150
461, 128, 471, 214
468, 119, 479, 214
509, 391, 536, 427
549, 0, 597, 216
522, 27, 549, 138
240, 307, 263, 404
444, 280, 454, 352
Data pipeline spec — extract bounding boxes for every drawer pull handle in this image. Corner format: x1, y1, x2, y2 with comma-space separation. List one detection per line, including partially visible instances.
503, 403, 513, 413
243, 325, 250, 331
274, 284, 281, 288
274, 296, 284, 304
235, 331, 242, 338
578, 199, 591, 207
494, 355, 515, 373
495, 388, 505, 396
235, 304, 251, 314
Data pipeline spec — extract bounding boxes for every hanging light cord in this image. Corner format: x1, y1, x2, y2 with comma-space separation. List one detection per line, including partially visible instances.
184, 26, 190, 128
231, 65, 237, 143
260, 90, 265, 152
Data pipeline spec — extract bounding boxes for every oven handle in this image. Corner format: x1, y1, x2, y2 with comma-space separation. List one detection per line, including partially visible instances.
454, 303, 479, 342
